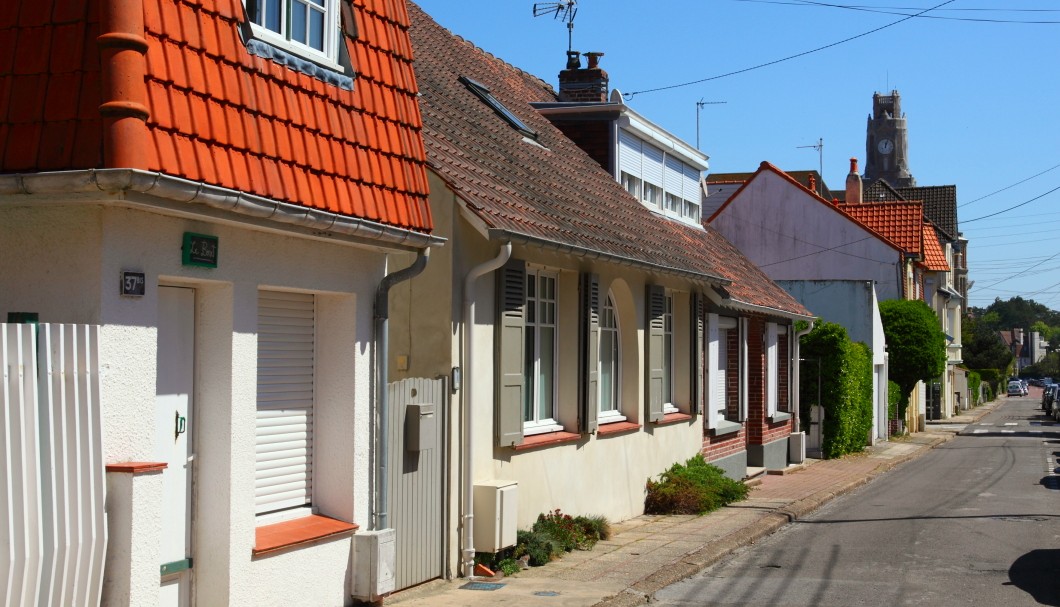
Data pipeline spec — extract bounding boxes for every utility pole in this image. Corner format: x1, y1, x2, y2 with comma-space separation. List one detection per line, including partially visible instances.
696, 98, 726, 151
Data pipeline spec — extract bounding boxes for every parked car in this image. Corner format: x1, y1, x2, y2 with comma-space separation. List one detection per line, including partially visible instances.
1009, 379, 1026, 398
1042, 384, 1057, 410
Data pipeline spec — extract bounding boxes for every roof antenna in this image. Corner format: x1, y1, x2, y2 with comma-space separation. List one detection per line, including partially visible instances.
533, 1, 578, 55
796, 138, 824, 187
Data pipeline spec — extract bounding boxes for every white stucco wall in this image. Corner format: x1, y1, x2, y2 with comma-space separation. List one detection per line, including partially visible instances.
2, 200, 387, 607
710, 170, 903, 301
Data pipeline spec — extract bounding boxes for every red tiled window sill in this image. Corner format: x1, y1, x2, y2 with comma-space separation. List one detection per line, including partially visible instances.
105, 461, 168, 475
656, 412, 693, 425
511, 431, 580, 451
597, 421, 640, 436
253, 514, 358, 557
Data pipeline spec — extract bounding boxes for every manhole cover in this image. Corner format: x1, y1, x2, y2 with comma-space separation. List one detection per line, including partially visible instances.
534, 591, 560, 596
460, 582, 506, 591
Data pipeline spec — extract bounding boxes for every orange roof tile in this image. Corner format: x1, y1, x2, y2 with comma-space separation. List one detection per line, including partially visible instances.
838, 201, 924, 255
921, 223, 950, 271
1, 0, 432, 233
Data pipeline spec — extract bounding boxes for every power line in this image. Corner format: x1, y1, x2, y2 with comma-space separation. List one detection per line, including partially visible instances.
961, 184, 1060, 223
958, 162, 1060, 209
625, 0, 956, 98
733, 0, 1060, 24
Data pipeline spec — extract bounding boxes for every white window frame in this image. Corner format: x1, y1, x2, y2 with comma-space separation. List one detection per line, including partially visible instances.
599, 292, 624, 422
245, 0, 343, 70
524, 268, 561, 435
621, 171, 642, 200
707, 314, 738, 430
766, 322, 779, 417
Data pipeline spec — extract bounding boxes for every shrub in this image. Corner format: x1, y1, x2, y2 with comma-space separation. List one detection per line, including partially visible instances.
887, 380, 902, 420
967, 371, 981, 406
532, 509, 589, 552
800, 321, 874, 458
496, 558, 521, 576
514, 529, 561, 566
576, 514, 611, 543
644, 454, 749, 515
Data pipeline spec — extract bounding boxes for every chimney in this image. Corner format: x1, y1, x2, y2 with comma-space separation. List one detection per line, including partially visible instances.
558, 51, 609, 103
845, 157, 862, 204
807, 174, 817, 194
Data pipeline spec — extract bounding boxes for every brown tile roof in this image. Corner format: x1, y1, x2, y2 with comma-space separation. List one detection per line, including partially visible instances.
862, 181, 958, 240
0, 0, 432, 231
408, 3, 808, 317
920, 223, 950, 271
837, 201, 924, 256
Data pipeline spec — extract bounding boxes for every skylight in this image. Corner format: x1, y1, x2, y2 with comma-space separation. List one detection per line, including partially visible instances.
459, 76, 538, 140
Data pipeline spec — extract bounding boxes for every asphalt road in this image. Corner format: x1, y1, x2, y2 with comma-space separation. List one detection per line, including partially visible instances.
654, 395, 1060, 607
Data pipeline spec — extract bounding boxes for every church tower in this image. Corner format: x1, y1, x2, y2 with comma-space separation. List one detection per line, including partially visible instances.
864, 90, 915, 187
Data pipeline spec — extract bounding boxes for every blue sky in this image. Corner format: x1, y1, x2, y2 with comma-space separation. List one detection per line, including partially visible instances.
411, 1, 1060, 311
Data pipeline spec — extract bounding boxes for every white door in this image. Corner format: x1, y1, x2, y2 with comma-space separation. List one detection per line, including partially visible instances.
156, 286, 195, 607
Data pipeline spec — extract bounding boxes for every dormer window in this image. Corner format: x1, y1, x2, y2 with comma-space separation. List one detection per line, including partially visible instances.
460, 77, 538, 140
245, 0, 342, 69
618, 130, 703, 225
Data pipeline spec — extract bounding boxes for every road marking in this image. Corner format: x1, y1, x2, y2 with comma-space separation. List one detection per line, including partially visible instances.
979, 422, 994, 426
1004, 422, 1018, 426
972, 429, 987, 434
1001, 430, 1015, 434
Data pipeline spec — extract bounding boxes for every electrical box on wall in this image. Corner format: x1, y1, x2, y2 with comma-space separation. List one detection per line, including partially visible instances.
473, 480, 517, 553
350, 529, 395, 601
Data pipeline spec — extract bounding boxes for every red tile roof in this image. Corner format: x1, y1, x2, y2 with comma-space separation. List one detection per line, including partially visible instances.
0, 0, 432, 232
408, 3, 808, 317
837, 201, 923, 256
920, 223, 950, 271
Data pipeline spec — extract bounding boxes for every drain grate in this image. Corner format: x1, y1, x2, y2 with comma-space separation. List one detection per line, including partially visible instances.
460, 582, 506, 591
534, 591, 560, 596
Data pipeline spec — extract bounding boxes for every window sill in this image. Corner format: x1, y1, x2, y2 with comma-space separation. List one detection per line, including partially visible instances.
511, 431, 580, 451
709, 419, 742, 437
105, 461, 167, 475
656, 412, 693, 425
769, 411, 792, 423
597, 421, 641, 436
253, 514, 358, 557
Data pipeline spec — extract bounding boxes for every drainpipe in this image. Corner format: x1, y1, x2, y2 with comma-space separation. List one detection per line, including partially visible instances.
460, 243, 512, 577
790, 318, 815, 464
373, 249, 430, 530
792, 318, 816, 433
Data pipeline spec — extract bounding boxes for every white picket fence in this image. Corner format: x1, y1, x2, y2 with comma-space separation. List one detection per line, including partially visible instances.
1, 323, 107, 607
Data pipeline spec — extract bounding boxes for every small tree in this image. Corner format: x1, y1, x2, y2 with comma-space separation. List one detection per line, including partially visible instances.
880, 299, 947, 420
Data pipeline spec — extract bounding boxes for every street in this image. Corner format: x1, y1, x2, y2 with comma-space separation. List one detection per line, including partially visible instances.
654, 394, 1060, 607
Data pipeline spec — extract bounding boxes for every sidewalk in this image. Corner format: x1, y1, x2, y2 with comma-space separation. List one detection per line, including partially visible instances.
387, 401, 1001, 607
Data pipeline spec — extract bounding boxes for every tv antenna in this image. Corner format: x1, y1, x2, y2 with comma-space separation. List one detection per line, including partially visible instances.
696, 98, 726, 150
533, 1, 578, 53
797, 138, 824, 183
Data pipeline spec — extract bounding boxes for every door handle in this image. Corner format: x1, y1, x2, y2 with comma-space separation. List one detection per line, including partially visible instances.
175, 411, 186, 440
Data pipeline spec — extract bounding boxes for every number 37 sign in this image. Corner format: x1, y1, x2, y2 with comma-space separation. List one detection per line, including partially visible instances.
121, 271, 146, 297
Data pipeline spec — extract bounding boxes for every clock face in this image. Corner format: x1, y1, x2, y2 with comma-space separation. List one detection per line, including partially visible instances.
877, 138, 894, 154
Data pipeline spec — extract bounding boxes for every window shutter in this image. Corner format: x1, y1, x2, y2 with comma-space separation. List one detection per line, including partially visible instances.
579, 273, 600, 434
706, 313, 721, 430
645, 284, 666, 423
739, 317, 749, 422
767, 322, 779, 417
618, 131, 642, 177
690, 293, 704, 417
256, 291, 315, 515
495, 259, 526, 447
642, 145, 664, 189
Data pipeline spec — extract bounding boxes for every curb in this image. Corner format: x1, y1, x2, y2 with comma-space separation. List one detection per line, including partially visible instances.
591, 432, 955, 607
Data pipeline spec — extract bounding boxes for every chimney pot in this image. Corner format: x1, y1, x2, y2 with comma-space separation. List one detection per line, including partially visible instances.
585, 51, 604, 69
845, 157, 863, 204
849, 157, 859, 174
566, 50, 581, 70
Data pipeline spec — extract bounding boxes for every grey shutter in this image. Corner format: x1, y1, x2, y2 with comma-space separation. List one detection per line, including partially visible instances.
691, 292, 704, 417
579, 273, 600, 434
256, 291, 315, 515
645, 284, 666, 423
495, 259, 526, 447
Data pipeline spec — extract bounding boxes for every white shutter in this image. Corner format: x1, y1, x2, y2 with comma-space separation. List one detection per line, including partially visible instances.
683, 163, 702, 201
767, 322, 778, 417
707, 313, 721, 430
642, 144, 664, 188
256, 291, 315, 515
664, 154, 684, 198
618, 130, 642, 176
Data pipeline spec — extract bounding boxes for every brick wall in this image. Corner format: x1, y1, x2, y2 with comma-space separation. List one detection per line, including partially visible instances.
726, 328, 739, 419
553, 120, 611, 172
702, 426, 746, 461
745, 315, 792, 446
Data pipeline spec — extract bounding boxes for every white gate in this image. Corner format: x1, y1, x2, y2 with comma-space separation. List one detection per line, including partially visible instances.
1, 323, 107, 607
387, 377, 446, 590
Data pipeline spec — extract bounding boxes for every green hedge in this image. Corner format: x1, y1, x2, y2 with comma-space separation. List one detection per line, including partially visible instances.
887, 380, 901, 419
967, 371, 982, 406
799, 321, 874, 459
970, 369, 1002, 403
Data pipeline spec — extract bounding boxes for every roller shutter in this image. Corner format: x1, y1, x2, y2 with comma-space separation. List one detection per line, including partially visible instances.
255, 291, 315, 515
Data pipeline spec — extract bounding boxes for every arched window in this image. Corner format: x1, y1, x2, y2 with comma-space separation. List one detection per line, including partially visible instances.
600, 292, 622, 419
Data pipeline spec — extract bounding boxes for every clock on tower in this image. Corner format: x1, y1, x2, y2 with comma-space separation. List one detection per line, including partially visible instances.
864, 91, 915, 187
